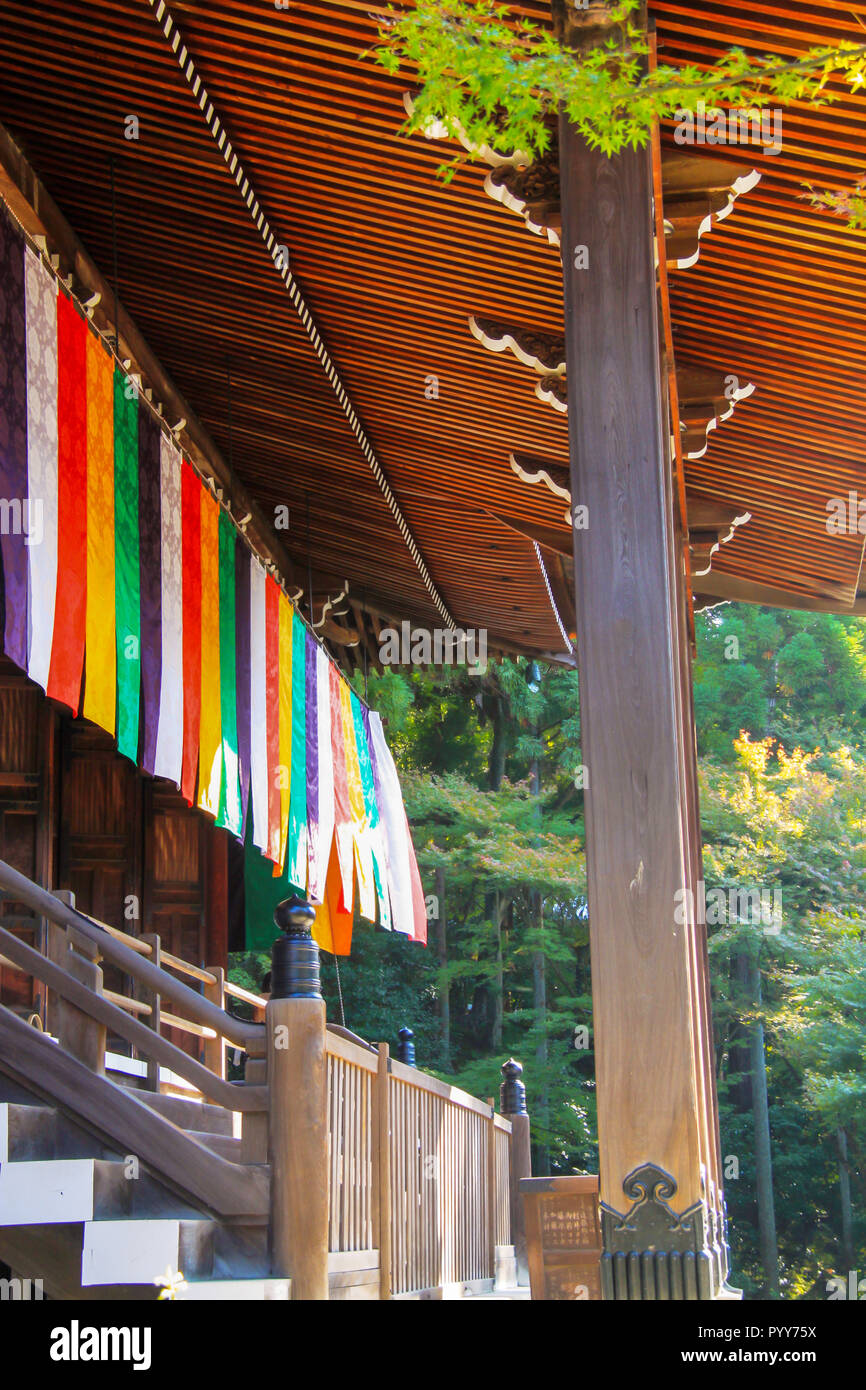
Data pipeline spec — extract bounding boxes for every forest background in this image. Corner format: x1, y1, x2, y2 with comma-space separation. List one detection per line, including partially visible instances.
232, 602, 866, 1299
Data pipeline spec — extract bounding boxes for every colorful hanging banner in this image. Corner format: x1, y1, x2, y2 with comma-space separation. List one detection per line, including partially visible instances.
180, 460, 202, 804
0, 213, 29, 672
265, 574, 281, 865
216, 509, 241, 836
198, 484, 222, 816
114, 368, 140, 761
48, 291, 88, 714
0, 200, 427, 957
153, 434, 183, 784
287, 608, 308, 891
139, 405, 162, 774
83, 329, 116, 735
25, 247, 58, 695
249, 555, 268, 855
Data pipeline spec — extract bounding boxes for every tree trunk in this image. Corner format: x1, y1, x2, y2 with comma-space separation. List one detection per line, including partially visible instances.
492, 890, 504, 1052
532, 928, 550, 1177
434, 865, 450, 1068
484, 693, 507, 1050
732, 952, 754, 1111
529, 752, 549, 1174
837, 1126, 855, 1273
487, 694, 507, 791
743, 953, 780, 1296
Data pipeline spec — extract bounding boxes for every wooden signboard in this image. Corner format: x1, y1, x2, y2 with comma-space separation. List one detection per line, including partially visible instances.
520, 1175, 602, 1300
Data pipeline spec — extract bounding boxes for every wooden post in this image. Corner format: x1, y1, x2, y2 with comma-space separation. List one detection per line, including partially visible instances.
267, 896, 329, 1300
500, 1059, 531, 1287
203, 964, 226, 1080
377, 1041, 392, 1300
487, 1104, 496, 1282
556, 3, 725, 1299
241, 1054, 269, 1163
59, 920, 106, 1074
138, 932, 162, 1092
44, 887, 73, 1038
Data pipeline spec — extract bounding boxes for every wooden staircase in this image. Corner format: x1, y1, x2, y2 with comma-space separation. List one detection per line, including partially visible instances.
0, 1061, 288, 1300
0, 856, 520, 1300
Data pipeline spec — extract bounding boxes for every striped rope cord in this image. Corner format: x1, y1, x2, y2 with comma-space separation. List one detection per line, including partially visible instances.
147, 0, 455, 628
533, 541, 573, 655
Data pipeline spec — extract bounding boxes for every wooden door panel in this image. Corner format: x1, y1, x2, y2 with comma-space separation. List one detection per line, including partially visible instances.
0, 661, 52, 1014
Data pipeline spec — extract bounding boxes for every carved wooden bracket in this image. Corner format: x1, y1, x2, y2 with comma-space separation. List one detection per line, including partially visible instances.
508, 451, 750, 577
407, 93, 760, 271
471, 317, 754, 448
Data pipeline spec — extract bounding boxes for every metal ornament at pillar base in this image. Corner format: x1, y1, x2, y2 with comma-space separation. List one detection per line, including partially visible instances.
600, 1163, 740, 1301
271, 895, 321, 1000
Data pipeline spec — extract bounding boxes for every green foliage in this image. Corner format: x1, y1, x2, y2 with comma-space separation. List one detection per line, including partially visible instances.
370, 0, 866, 176
232, 607, 866, 1295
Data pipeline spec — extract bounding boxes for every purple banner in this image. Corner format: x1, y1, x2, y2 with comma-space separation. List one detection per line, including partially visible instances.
235, 535, 251, 839
0, 210, 29, 669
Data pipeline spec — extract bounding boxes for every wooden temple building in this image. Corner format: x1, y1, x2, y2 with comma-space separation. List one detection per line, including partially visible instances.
0, 0, 862, 1299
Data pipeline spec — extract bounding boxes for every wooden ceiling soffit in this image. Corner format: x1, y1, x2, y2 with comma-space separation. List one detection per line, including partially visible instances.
508, 452, 751, 579
472, 318, 755, 447
405, 95, 759, 270
691, 569, 866, 617
147, 0, 455, 630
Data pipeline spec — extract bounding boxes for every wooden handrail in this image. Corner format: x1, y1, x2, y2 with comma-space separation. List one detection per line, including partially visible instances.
0, 858, 263, 1051
225, 979, 268, 1009
0, 1009, 269, 1220
0, 924, 267, 1111
82, 913, 153, 956
327, 1022, 378, 1055
160, 1010, 217, 1040
103, 989, 152, 1017
160, 951, 217, 986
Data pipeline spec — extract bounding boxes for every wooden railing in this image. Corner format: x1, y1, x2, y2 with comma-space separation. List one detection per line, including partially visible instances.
0, 857, 522, 1300
324, 1028, 513, 1298
0, 860, 267, 1117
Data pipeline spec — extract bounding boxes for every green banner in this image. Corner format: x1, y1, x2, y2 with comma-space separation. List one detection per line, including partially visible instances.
113, 371, 140, 762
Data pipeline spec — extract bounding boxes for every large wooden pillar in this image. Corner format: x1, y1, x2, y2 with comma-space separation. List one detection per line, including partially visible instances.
557, 8, 730, 1299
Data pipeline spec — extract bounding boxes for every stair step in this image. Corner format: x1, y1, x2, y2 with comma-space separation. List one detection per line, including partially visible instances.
175, 1277, 291, 1300
135, 1092, 237, 1137
81, 1217, 215, 1287
3, 1103, 119, 1162
212, 1221, 270, 1280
